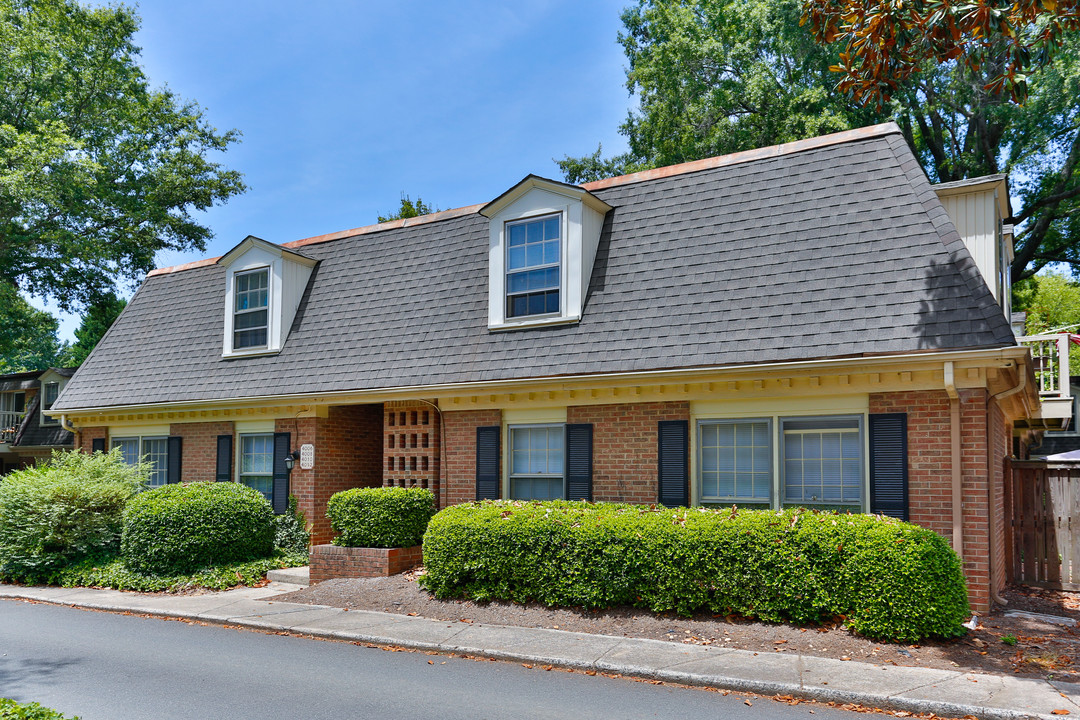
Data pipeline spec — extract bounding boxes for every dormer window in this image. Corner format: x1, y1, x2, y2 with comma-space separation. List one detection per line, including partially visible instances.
217, 236, 317, 358
43, 382, 59, 411
481, 175, 612, 330
234, 268, 270, 349
506, 214, 561, 318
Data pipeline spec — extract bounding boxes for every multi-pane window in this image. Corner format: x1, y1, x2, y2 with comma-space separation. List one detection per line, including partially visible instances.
781, 417, 862, 506
239, 433, 274, 501
509, 425, 564, 500
42, 382, 60, 425
43, 382, 59, 410
234, 268, 269, 349
699, 420, 771, 502
506, 215, 560, 318
111, 436, 168, 487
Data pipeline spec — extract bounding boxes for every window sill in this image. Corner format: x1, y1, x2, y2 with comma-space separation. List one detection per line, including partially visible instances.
489, 315, 580, 332
222, 347, 281, 360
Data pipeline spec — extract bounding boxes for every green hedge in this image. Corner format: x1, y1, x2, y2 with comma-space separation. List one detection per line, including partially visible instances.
420, 502, 970, 641
121, 482, 275, 574
327, 487, 436, 548
0, 699, 79, 719
0, 449, 145, 581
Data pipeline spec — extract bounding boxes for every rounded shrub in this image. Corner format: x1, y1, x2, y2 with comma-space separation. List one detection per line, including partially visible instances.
327, 487, 436, 548
0, 449, 146, 581
121, 482, 275, 574
420, 502, 970, 642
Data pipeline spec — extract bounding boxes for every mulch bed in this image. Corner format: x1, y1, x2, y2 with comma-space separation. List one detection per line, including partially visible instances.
275, 574, 1080, 681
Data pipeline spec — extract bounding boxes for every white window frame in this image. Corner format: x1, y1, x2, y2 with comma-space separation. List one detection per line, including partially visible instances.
504, 213, 562, 320
111, 435, 169, 487
40, 382, 60, 426
232, 267, 270, 351
779, 415, 864, 508
508, 423, 566, 501
692, 411, 870, 512
237, 432, 274, 502
697, 418, 773, 504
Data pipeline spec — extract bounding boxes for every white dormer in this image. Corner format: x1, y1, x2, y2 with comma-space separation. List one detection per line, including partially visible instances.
934, 174, 1013, 321
480, 175, 613, 330
217, 236, 317, 358
37, 368, 70, 427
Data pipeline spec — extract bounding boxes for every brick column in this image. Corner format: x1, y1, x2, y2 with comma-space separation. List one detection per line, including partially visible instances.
383, 401, 441, 502
870, 389, 1004, 612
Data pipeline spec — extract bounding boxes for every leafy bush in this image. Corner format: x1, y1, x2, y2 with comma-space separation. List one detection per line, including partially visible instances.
274, 495, 310, 555
420, 502, 969, 642
54, 550, 307, 593
327, 487, 436, 548
0, 698, 79, 719
121, 482, 274, 574
0, 449, 146, 581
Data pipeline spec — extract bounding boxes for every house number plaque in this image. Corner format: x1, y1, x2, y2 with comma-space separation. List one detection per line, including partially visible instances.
300, 444, 315, 470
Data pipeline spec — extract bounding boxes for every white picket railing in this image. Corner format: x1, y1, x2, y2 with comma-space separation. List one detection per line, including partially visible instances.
1019, 333, 1072, 397
0, 411, 24, 444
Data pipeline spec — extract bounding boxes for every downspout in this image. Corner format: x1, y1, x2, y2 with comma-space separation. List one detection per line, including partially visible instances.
985, 362, 1028, 607
60, 414, 77, 435
944, 362, 963, 559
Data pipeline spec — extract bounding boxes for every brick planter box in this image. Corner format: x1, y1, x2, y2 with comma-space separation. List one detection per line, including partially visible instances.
309, 544, 423, 584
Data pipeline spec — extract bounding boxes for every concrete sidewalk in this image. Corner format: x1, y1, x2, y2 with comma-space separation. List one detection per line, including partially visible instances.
1, 582, 1074, 720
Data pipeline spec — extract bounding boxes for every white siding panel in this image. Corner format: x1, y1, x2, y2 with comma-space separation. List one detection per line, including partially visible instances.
940, 190, 999, 301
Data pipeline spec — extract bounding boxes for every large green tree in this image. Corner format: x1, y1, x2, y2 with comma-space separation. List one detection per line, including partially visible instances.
560, 0, 1080, 280
0, 0, 246, 312
58, 291, 126, 367
0, 284, 64, 372
377, 194, 438, 223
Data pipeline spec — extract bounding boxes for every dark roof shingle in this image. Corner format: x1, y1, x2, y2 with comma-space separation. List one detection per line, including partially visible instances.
55, 128, 1014, 411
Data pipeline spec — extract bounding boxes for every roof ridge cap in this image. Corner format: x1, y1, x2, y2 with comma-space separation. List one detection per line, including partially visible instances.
147, 203, 486, 277
581, 122, 902, 191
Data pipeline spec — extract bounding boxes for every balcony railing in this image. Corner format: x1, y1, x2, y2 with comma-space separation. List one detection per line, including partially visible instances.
1019, 333, 1073, 398
0, 411, 25, 444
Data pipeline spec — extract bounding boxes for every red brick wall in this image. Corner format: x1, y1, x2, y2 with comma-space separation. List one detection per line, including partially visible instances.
77, 426, 108, 453
568, 402, 690, 504
383, 401, 440, 500
168, 421, 234, 483
870, 388, 1007, 612
441, 409, 501, 509
309, 544, 423, 583
278, 405, 383, 545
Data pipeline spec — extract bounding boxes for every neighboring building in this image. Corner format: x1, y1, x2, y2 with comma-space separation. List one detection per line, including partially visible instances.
50, 123, 1052, 611
1, 367, 75, 473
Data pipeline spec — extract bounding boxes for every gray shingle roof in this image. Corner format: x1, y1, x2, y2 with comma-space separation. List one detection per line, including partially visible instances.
55, 126, 1015, 411
14, 395, 74, 448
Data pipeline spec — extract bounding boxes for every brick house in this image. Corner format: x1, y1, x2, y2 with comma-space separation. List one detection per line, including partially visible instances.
1, 368, 76, 473
50, 123, 1050, 612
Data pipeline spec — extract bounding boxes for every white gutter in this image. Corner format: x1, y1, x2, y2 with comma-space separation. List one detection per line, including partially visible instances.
53, 346, 1028, 418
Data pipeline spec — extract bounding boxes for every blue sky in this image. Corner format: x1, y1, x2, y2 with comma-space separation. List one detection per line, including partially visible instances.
39, 0, 634, 340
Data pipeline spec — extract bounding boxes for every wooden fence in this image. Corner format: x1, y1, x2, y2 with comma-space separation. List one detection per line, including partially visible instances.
1009, 458, 1080, 591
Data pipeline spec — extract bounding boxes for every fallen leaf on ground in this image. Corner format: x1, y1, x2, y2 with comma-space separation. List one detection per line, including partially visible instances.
744, 700, 753, 706
1052, 710, 1071, 715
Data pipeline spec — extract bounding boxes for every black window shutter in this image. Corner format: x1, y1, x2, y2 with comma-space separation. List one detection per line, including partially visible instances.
91, 437, 106, 453
869, 413, 908, 521
166, 436, 183, 484
565, 423, 593, 501
657, 420, 689, 507
272, 432, 291, 515
476, 426, 500, 501
215, 435, 233, 482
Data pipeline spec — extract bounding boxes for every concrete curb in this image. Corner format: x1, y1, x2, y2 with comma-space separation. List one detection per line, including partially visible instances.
1, 584, 1072, 720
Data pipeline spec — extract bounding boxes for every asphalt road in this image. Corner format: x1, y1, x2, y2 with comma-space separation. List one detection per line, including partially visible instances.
1, 599, 870, 720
